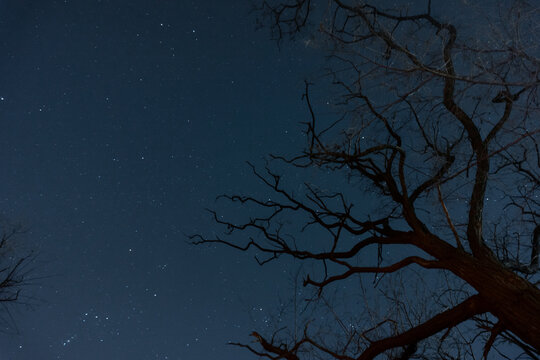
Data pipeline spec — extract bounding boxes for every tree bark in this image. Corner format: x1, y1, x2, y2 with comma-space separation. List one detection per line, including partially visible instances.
443, 247, 540, 349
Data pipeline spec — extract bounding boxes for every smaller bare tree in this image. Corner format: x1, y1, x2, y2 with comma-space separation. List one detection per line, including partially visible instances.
0, 221, 36, 331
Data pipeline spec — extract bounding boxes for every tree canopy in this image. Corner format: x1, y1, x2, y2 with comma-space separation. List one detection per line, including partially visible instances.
195, 1, 540, 358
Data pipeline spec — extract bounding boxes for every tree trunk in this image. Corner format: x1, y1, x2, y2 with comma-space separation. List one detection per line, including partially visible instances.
450, 253, 540, 349
417, 235, 540, 349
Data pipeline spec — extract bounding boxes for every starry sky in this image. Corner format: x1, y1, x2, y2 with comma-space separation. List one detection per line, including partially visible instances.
0, 1, 319, 358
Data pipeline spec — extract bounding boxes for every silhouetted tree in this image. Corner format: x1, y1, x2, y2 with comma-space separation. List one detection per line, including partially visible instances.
0, 221, 34, 330
194, 1, 539, 358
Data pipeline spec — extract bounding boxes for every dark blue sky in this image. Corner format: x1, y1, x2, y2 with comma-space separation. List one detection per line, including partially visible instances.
0, 1, 318, 358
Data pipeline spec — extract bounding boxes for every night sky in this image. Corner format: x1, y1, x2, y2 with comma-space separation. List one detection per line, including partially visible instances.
0, 1, 319, 358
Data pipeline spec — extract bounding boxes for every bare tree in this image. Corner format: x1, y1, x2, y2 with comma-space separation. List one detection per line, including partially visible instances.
0, 222, 35, 331
194, 0, 539, 358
